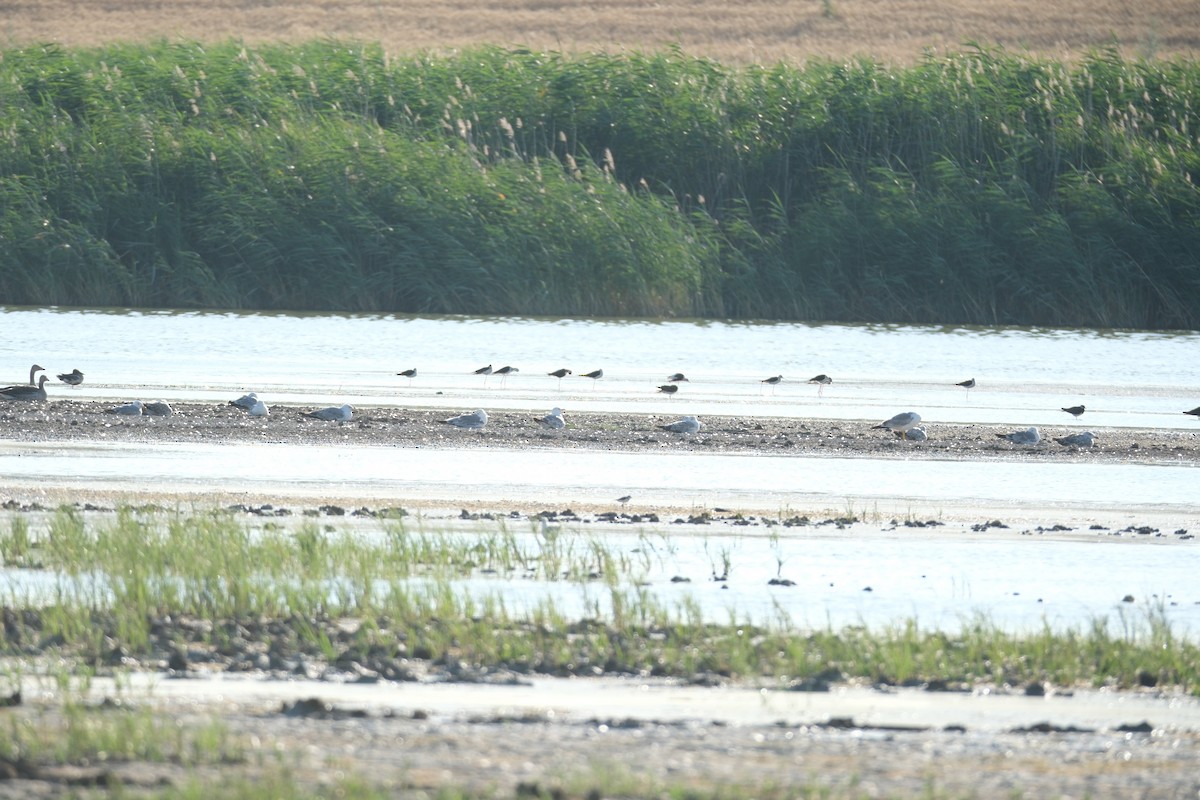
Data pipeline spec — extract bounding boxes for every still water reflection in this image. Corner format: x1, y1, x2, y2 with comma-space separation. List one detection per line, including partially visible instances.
3, 306, 1199, 428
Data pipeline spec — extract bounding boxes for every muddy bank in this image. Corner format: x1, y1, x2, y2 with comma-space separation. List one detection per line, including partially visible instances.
1, 400, 1197, 464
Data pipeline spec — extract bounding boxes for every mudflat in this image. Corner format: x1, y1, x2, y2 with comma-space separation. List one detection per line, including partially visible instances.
2, 400, 1197, 464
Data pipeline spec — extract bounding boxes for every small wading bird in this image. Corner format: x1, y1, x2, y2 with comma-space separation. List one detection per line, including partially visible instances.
1055, 431, 1096, 448
657, 384, 678, 398
659, 415, 703, 434
57, 368, 84, 387
494, 365, 518, 387
0, 374, 49, 402
443, 408, 488, 430
873, 411, 922, 440
616, 495, 632, 506
537, 407, 566, 429
548, 368, 571, 389
304, 404, 354, 422
581, 368, 603, 388
807, 373, 832, 397
997, 427, 1041, 445
1062, 405, 1086, 417
667, 373, 689, 383
0, 364, 43, 395
762, 375, 783, 395
1186, 406, 1200, 418
397, 368, 417, 384
474, 364, 493, 386
956, 378, 975, 400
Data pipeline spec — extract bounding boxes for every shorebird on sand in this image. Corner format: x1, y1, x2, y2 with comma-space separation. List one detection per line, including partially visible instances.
996, 427, 1041, 445
1062, 405, 1086, 417
807, 373, 832, 397
873, 411, 922, 440
57, 368, 84, 387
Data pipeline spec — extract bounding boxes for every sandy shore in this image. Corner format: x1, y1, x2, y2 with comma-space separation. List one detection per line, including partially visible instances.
2, 400, 1198, 464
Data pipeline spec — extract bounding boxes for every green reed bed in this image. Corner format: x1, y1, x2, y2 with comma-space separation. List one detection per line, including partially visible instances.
0, 508, 1197, 693
1, 42, 1198, 327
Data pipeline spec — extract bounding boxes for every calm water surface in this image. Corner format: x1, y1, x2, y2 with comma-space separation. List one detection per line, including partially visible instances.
3, 306, 1199, 428
2, 307, 1199, 633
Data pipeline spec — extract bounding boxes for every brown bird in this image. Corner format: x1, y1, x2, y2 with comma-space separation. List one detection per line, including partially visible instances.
657, 384, 679, 398
1062, 405, 1086, 417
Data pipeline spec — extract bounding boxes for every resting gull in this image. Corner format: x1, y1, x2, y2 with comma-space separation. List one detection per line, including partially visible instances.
304, 404, 354, 422
0, 375, 50, 402
230, 392, 258, 410
659, 415, 703, 434
106, 400, 144, 416
248, 399, 270, 417
894, 425, 928, 442
996, 427, 1041, 445
57, 368, 84, 387
443, 408, 488, 429
143, 400, 174, 417
1054, 431, 1096, 448
537, 407, 566, 430
873, 411, 922, 439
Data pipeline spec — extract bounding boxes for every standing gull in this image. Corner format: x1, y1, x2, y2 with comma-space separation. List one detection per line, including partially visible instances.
304, 404, 354, 422
807, 373, 832, 397
537, 407, 566, 429
873, 411, 922, 439
1055, 431, 1096, 448
57, 368, 84, 387
0, 364, 43, 395
996, 427, 1041, 445
1061, 405, 1086, 418
0, 375, 50, 402
443, 408, 488, 429
659, 415, 703, 434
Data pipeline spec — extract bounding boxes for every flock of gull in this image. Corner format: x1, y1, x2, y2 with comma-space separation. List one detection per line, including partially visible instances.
4, 363, 1198, 447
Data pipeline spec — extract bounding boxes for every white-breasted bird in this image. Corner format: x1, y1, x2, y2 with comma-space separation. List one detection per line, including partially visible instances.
443, 408, 488, 429
660, 415, 703, 434
997, 427, 1041, 445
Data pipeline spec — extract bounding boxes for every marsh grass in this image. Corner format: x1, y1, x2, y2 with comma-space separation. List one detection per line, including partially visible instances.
0, 42, 1197, 327
1, 508, 1197, 693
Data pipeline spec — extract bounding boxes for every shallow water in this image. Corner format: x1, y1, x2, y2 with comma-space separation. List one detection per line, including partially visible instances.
4, 306, 1199, 428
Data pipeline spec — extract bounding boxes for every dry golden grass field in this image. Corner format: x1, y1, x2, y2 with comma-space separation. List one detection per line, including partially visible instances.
2, 0, 1196, 63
